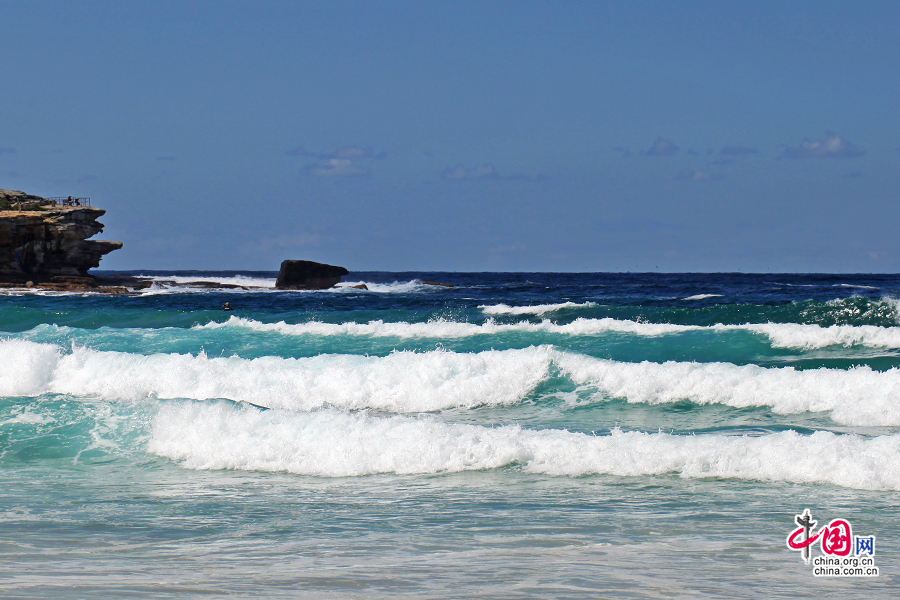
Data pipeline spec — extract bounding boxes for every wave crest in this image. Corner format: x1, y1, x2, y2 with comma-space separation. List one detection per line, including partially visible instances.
149, 403, 900, 490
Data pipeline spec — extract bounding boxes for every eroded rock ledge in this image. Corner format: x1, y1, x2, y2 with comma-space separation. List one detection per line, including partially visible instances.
0, 189, 125, 290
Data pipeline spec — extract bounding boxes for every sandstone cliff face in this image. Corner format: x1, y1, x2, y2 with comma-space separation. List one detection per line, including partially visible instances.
0, 206, 122, 281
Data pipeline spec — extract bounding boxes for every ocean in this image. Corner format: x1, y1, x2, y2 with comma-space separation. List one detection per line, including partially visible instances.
1, 271, 896, 598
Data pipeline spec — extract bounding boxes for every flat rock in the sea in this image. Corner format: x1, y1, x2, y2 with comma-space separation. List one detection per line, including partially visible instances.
422, 280, 455, 288
275, 260, 349, 290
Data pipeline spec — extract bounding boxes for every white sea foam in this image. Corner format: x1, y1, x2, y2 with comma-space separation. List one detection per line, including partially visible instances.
480, 302, 597, 315
143, 274, 277, 289
833, 283, 880, 290
7, 339, 900, 425
199, 315, 696, 339
0, 339, 64, 396
683, 294, 723, 300
0, 412, 56, 425
138, 276, 433, 295
334, 280, 429, 293
149, 403, 900, 490
0, 340, 551, 412
744, 322, 900, 349
555, 354, 900, 426
200, 315, 900, 349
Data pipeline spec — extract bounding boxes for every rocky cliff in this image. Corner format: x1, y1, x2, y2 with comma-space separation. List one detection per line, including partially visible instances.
0, 193, 122, 283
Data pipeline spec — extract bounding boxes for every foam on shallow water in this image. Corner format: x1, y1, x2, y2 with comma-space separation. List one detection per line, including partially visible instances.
149, 402, 900, 490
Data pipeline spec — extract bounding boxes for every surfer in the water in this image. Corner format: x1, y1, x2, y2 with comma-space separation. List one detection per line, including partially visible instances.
222, 302, 233, 311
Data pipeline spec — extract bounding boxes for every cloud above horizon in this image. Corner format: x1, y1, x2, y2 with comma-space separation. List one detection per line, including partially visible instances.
440, 164, 547, 182
290, 144, 386, 178
303, 158, 371, 178
332, 146, 388, 160
780, 134, 865, 159
641, 137, 679, 156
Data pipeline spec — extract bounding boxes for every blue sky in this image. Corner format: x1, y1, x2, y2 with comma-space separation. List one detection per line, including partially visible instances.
2, 1, 899, 272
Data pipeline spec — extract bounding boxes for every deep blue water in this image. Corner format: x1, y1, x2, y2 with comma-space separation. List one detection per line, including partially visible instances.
1, 271, 897, 597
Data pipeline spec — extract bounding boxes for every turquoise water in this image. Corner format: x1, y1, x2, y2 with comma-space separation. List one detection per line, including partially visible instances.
1, 272, 897, 597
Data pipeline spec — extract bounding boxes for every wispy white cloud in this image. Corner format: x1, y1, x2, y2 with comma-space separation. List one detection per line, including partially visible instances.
332, 146, 387, 160
641, 137, 679, 156
780, 134, 864, 159
440, 164, 547, 182
291, 145, 385, 177
303, 158, 370, 177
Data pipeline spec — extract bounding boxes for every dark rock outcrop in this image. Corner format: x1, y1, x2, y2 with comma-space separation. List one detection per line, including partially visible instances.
422, 280, 455, 288
0, 194, 122, 284
275, 260, 349, 290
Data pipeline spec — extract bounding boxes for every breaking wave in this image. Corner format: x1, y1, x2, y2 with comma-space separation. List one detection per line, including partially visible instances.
149, 402, 900, 490
0, 339, 550, 412
5, 339, 900, 425
480, 302, 597, 315
200, 315, 900, 350
683, 294, 724, 300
